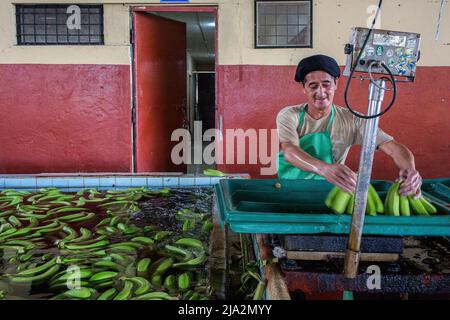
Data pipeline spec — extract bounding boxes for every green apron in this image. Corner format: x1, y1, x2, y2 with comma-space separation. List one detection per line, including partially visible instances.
277, 105, 335, 180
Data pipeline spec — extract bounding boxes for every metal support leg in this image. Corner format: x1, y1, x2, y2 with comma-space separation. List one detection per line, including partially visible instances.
344, 80, 386, 278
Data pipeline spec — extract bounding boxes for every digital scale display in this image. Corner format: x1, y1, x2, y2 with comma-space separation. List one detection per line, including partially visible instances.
344, 28, 421, 81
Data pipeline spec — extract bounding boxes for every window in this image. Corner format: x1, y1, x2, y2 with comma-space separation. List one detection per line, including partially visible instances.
255, 0, 312, 48
16, 4, 104, 45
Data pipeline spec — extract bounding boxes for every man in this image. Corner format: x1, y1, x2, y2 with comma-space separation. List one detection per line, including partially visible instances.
277, 54, 422, 197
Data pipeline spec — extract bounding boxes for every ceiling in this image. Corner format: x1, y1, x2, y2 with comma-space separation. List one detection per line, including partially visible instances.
150, 12, 216, 69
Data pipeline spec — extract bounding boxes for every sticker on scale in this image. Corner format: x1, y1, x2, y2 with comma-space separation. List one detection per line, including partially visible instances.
405, 48, 414, 56
406, 39, 417, 48
386, 49, 394, 57
365, 46, 375, 56
388, 58, 396, 68
376, 46, 383, 56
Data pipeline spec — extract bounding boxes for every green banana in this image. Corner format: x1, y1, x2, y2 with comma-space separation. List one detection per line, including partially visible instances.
173, 254, 206, 268
346, 193, 355, 215
94, 280, 116, 289
89, 271, 118, 283
8, 215, 22, 228
93, 260, 123, 272
178, 272, 190, 291
15, 257, 58, 276
109, 253, 128, 264
368, 184, 384, 213
27, 217, 39, 228
108, 245, 137, 254
151, 274, 162, 287
387, 182, 401, 216
175, 238, 204, 250
1, 227, 32, 241
61, 226, 78, 242
109, 216, 119, 226
95, 217, 112, 228
164, 245, 193, 261
116, 223, 127, 232
122, 226, 140, 235
182, 220, 191, 232
189, 292, 201, 300
366, 190, 377, 216
152, 257, 174, 276
203, 169, 226, 177
153, 231, 173, 241
4, 240, 35, 251
50, 201, 72, 206
202, 219, 213, 233
136, 258, 151, 277
68, 212, 95, 223
65, 239, 109, 250
9, 264, 61, 285
399, 196, 410, 216
113, 280, 134, 300
110, 242, 142, 249
330, 188, 352, 214
0, 210, 15, 218
143, 226, 155, 233
325, 186, 340, 209
163, 274, 176, 291
19, 252, 33, 262
69, 228, 92, 243
129, 277, 151, 296
408, 196, 429, 216
97, 288, 117, 300
63, 287, 94, 300
54, 212, 86, 221
131, 236, 154, 245
419, 196, 437, 215
133, 291, 174, 300
105, 226, 117, 234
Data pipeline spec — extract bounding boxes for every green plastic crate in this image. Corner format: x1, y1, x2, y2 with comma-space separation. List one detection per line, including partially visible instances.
215, 178, 450, 236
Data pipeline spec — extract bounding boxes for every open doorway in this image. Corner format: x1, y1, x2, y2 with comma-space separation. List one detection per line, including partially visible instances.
132, 7, 217, 174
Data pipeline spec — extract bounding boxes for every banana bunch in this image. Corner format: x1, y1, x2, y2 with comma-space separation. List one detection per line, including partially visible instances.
384, 181, 437, 216
325, 184, 384, 216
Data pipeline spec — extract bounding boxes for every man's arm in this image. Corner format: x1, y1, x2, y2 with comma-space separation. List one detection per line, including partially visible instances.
378, 140, 422, 197
281, 142, 357, 193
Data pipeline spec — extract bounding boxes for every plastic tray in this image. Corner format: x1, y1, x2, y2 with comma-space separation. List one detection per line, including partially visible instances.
215, 178, 450, 236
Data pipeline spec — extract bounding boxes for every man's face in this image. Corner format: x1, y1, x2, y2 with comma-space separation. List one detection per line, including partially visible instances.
302, 71, 338, 112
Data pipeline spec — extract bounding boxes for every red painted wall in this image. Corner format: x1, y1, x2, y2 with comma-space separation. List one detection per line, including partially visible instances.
0, 64, 131, 174
217, 65, 450, 180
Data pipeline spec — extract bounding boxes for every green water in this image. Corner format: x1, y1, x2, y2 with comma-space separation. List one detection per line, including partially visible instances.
0, 187, 214, 300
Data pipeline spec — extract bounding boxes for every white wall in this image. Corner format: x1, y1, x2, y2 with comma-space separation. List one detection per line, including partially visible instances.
1, 0, 449, 66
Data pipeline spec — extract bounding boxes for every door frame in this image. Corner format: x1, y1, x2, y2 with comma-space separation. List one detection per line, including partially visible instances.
130, 5, 219, 173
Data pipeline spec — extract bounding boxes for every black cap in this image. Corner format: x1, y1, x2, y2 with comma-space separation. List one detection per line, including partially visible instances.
294, 54, 340, 83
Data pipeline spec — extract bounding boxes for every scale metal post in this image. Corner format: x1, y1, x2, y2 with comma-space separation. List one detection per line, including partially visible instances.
342, 27, 421, 279
344, 79, 385, 277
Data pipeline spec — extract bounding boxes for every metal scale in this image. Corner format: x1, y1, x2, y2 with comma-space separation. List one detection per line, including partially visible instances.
342, 27, 421, 279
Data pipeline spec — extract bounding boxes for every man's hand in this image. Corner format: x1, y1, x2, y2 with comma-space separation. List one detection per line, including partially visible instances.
398, 168, 422, 198
319, 163, 357, 194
